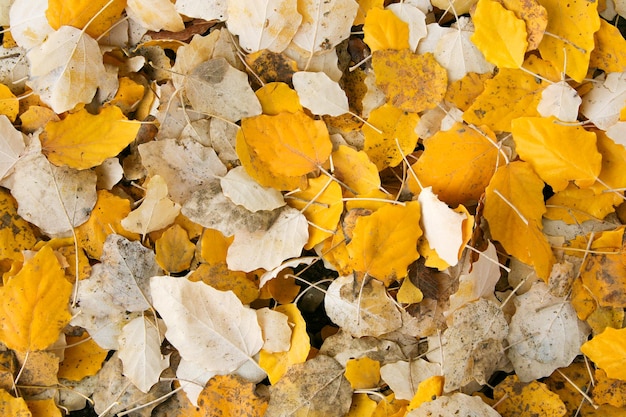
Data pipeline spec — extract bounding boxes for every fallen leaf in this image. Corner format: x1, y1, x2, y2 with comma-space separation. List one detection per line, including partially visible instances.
58, 333, 108, 381
406, 392, 501, 417
345, 357, 380, 389
363, 7, 410, 51
493, 375, 567, 417
589, 19, 626, 73
581, 326, 626, 380
9, 0, 53, 49
125, 0, 184, 32
537, 80, 582, 122
331, 145, 381, 195
379, 359, 441, 401
220, 166, 286, 213
0, 188, 36, 262
0, 84, 18, 122
0, 388, 31, 416
175, 0, 227, 21
193, 374, 269, 417
581, 71, 626, 130
407, 375, 445, 410
46, 0, 126, 38
387, 3, 427, 52
292, 71, 349, 116
256, 308, 292, 353
155, 224, 195, 274
0, 115, 26, 180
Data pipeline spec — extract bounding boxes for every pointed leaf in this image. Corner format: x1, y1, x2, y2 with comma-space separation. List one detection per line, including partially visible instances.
581, 327, 626, 380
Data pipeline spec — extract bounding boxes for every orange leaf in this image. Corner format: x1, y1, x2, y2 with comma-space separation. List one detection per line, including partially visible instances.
581, 327, 626, 381
0, 246, 72, 352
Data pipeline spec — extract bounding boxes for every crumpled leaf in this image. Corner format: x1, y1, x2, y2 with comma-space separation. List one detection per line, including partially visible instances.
150, 275, 264, 374
26, 26, 107, 113
0, 246, 71, 352
379, 359, 441, 401
41, 106, 140, 170
0, 114, 25, 180
581, 71, 626, 130
581, 327, 626, 381
220, 166, 286, 212
507, 281, 590, 381
406, 392, 501, 417
265, 354, 353, 417
125, 0, 184, 32
363, 7, 410, 51
292, 71, 349, 117
226, 0, 301, 53
493, 375, 566, 417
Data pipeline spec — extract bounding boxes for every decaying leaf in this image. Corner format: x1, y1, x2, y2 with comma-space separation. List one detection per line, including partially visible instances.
406, 392, 501, 417
493, 375, 567, 417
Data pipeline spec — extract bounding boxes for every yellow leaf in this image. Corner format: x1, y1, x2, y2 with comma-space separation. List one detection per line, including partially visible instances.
409, 122, 502, 206
372, 50, 447, 113
347, 201, 422, 285
239, 111, 332, 177
471, 0, 528, 68
581, 327, 626, 381
545, 185, 618, 223
580, 234, 626, 309
259, 303, 310, 384
264, 269, 300, 304
500, 0, 547, 50
198, 228, 232, 264
363, 8, 410, 51
346, 393, 377, 417
593, 368, 626, 407
0, 84, 18, 122
444, 72, 492, 112
57, 244, 91, 282
57, 333, 107, 381
332, 145, 381, 195
0, 189, 36, 262
320, 227, 353, 276
110, 77, 145, 114
345, 357, 380, 389
286, 176, 343, 249
155, 224, 195, 274
592, 130, 626, 197
344, 189, 395, 212
26, 398, 62, 417
590, 19, 626, 73
0, 389, 31, 417
512, 116, 601, 191
75, 190, 140, 259
484, 162, 555, 280
0, 246, 71, 352
46, 0, 127, 38
537, 0, 600, 82
255, 82, 302, 115
397, 277, 423, 304
494, 375, 567, 417
192, 374, 268, 417
363, 104, 420, 171
463, 55, 560, 132
41, 106, 141, 170
354, 0, 384, 25
19, 106, 59, 134
407, 375, 444, 410
371, 393, 408, 417
189, 263, 259, 305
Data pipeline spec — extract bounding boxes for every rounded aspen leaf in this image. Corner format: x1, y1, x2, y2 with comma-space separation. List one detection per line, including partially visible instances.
196, 374, 268, 417
493, 375, 567, 417
0, 389, 31, 416
332, 145, 380, 195
58, 333, 108, 381
589, 19, 626, 73
46, 0, 126, 38
255, 82, 302, 115
363, 8, 410, 51
345, 357, 381, 389
155, 224, 195, 274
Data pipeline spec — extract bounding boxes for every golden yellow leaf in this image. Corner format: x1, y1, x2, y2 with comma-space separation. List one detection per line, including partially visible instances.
590, 19, 626, 73
580, 235, 626, 309
362, 104, 420, 171
46, 0, 127, 38
347, 201, 422, 285
189, 263, 259, 305
255, 82, 302, 115
593, 368, 626, 407
484, 162, 555, 280
286, 176, 343, 249
264, 269, 300, 304
587, 305, 625, 335
494, 375, 566, 417
259, 303, 310, 384
193, 374, 268, 417
57, 333, 107, 381
198, 228, 232, 264
500, 0, 548, 50
545, 185, 618, 223
363, 8, 410, 51
512, 116, 601, 191
537, 0, 600, 82
444, 72, 492, 112
346, 393, 377, 417
581, 327, 626, 381
0, 189, 36, 262
471, 0, 528, 68
0, 246, 72, 352
239, 111, 332, 177
345, 357, 380, 389
57, 244, 91, 282
332, 145, 381, 195
26, 398, 62, 417
344, 189, 395, 212
592, 130, 626, 197
409, 122, 502, 206
155, 224, 195, 274
463, 55, 560, 132
372, 50, 447, 113
397, 277, 423, 304
371, 393, 408, 417
0, 389, 31, 417
41, 106, 141, 170
0, 84, 18, 122
19, 106, 59, 134
354, 0, 384, 25
320, 227, 352, 276
75, 190, 140, 259
110, 77, 145, 115
407, 375, 444, 410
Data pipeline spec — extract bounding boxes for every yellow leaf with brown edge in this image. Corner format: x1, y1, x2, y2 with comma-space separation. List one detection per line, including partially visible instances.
580, 231, 626, 309
0, 246, 72, 352
332, 145, 380, 195
363, 8, 410, 52
286, 176, 343, 250
75, 190, 140, 259
46, 0, 127, 38
0, 389, 31, 416
41, 106, 141, 170
593, 368, 626, 407
187, 374, 268, 417
537, 0, 600, 82
0, 84, 18, 122
581, 327, 626, 381
493, 375, 566, 417
590, 19, 626, 73
372, 50, 447, 113
155, 224, 195, 274
259, 303, 310, 384
255, 82, 302, 115
484, 162, 555, 280
512, 116, 601, 191
345, 357, 380, 389
363, 104, 420, 171
347, 201, 422, 285
409, 122, 502, 206
471, 0, 528, 68
407, 375, 444, 410
58, 333, 107, 381
0, 189, 36, 262
189, 263, 259, 305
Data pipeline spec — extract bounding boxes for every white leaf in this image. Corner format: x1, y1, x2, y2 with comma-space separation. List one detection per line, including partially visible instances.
292, 71, 349, 116
284, 45, 343, 81
176, 358, 217, 407
0, 115, 25, 180
607, 121, 626, 147
537, 80, 582, 122
171, 31, 220, 90
139, 138, 227, 204
292, 0, 358, 56
26, 26, 107, 113
260, 256, 318, 287
150, 275, 264, 374
380, 359, 441, 400
418, 187, 466, 266
220, 166, 285, 212
387, 3, 427, 52
185, 58, 262, 122
94, 158, 123, 190
227, 206, 309, 272
506, 281, 590, 381
118, 317, 170, 393
9, 0, 53, 49
227, 0, 302, 53
126, 0, 184, 32
581, 71, 626, 130
9, 151, 97, 237
325, 275, 402, 337
121, 175, 181, 236
176, 0, 227, 21
256, 308, 292, 353
407, 393, 502, 417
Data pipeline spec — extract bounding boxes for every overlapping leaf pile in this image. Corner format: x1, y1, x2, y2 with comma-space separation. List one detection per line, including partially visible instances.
1, 0, 626, 415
